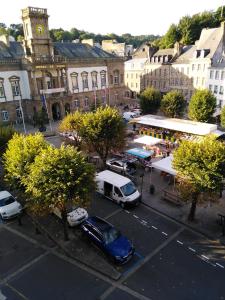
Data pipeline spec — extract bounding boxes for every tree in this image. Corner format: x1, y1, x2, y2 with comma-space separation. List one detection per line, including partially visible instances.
161, 90, 185, 117
188, 89, 216, 122
139, 87, 161, 114
58, 111, 84, 149
0, 125, 15, 154
24, 145, 95, 240
221, 105, 225, 128
81, 106, 126, 165
173, 136, 225, 221
160, 24, 181, 48
3, 133, 48, 189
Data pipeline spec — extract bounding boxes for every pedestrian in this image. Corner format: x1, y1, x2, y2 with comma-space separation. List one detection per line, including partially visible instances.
133, 123, 136, 132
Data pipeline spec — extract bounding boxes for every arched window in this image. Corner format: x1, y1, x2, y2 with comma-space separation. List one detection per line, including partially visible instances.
70, 72, 79, 91
81, 72, 88, 90
0, 78, 5, 98
100, 70, 106, 87
9, 76, 20, 96
84, 97, 89, 107
91, 71, 98, 88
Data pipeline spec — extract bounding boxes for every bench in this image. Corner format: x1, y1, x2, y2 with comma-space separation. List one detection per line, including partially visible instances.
162, 190, 183, 206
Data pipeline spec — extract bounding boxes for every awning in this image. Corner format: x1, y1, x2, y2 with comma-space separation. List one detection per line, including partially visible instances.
126, 148, 154, 159
134, 135, 162, 146
151, 155, 176, 175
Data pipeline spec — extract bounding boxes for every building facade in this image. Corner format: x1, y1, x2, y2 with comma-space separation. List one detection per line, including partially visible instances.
125, 22, 225, 112
0, 7, 127, 124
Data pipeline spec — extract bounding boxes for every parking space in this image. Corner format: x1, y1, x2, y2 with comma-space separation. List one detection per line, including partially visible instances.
123, 233, 225, 300
0, 228, 44, 279
9, 253, 110, 300
0, 284, 24, 300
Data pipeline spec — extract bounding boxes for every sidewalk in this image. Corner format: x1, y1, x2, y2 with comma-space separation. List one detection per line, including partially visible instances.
136, 167, 225, 244
13, 121, 60, 135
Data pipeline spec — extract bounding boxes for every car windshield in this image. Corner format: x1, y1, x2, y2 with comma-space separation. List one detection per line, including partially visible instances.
121, 182, 137, 196
0, 196, 15, 207
103, 227, 121, 244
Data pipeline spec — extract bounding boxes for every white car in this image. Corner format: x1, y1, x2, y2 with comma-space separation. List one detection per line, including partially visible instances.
52, 207, 88, 227
0, 191, 23, 220
123, 112, 138, 121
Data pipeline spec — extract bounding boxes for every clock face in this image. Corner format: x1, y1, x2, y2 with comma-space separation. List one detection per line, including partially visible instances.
36, 24, 44, 35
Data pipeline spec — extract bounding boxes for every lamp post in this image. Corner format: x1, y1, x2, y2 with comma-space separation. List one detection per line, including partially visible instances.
18, 84, 26, 134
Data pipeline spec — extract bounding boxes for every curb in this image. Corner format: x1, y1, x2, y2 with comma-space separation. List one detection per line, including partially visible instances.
141, 200, 225, 246
27, 213, 121, 281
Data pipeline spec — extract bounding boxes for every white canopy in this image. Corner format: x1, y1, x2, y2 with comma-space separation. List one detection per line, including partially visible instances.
134, 135, 162, 146
151, 156, 176, 176
134, 114, 217, 136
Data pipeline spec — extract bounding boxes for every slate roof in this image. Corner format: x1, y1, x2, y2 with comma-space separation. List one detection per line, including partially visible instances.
53, 42, 116, 59
153, 49, 174, 57
0, 41, 24, 59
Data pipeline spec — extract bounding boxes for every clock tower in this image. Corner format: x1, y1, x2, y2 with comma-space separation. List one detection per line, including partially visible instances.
22, 7, 53, 59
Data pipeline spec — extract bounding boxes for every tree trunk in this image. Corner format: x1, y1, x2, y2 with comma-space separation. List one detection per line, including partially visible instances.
62, 210, 69, 241
188, 193, 199, 221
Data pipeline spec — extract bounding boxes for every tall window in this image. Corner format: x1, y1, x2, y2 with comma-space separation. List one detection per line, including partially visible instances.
100, 70, 106, 87
215, 71, 219, 80
221, 71, 225, 80
0, 78, 5, 98
1, 110, 9, 121
210, 70, 214, 79
113, 70, 119, 85
10, 76, 20, 96
91, 71, 98, 88
214, 85, 218, 94
219, 86, 224, 95
73, 99, 80, 109
84, 97, 89, 107
81, 72, 88, 90
70, 72, 79, 90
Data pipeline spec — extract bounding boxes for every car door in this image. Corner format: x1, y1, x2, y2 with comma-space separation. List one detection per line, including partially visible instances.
113, 186, 124, 204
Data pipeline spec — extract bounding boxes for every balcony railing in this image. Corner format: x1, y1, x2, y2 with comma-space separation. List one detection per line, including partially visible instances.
40, 87, 65, 94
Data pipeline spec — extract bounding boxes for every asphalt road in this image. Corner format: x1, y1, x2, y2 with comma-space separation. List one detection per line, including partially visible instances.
0, 195, 225, 300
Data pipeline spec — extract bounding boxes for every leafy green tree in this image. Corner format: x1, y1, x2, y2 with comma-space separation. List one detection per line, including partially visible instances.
160, 24, 181, 48
140, 87, 161, 114
24, 145, 95, 240
59, 111, 83, 149
82, 106, 126, 165
173, 136, 225, 221
3, 133, 48, 189
188, 89, 216, 122
221, 105, 225, 128
161, 90, 185, 117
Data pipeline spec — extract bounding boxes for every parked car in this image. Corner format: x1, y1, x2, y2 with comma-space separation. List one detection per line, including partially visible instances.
96, 170, 141, 208
81, 216, 134, 264
0, 191, 23, 220
52, 207, 88, 227
123, 111, 138, 122
106, 158, 137, 175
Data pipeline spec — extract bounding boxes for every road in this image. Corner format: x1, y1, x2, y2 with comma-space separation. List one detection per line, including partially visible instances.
0, 195, 225, 300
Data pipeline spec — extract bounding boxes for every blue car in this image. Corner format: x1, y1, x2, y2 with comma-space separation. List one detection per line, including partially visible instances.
81, 216, 134, 264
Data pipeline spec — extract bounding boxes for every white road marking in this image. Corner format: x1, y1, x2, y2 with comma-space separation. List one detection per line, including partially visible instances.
152, 226, 158, 230
141, 220, 148, 224
177, 240, 183, 245
162, 232, 168, 236
188, 247, 196, 253
133, 215, 139, 219
216, 263, 224, 269
125, 210, 130, 214
201, 255, 209, 260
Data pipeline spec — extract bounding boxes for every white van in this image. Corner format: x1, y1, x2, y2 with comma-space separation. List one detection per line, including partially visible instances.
96, 170, 141, 208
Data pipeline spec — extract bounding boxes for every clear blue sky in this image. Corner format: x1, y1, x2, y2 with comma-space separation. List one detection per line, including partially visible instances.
1, 0, 224, 35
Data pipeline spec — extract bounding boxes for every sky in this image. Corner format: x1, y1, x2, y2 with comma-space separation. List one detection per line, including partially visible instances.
1, 0, 224, 36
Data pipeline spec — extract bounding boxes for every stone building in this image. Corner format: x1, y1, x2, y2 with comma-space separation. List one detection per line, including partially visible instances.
125, 22, 225, 112
0, 7, 126, 124
102, 40, 134, 58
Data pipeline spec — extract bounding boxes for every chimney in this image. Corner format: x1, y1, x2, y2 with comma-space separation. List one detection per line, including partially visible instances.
173, 42, 183, 56
0, 34, 10, 47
